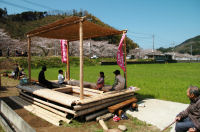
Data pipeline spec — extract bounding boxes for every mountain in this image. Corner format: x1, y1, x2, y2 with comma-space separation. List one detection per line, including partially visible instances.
174, 35, 200, 55
157, 35, 200, 55
0, 9, 138, 56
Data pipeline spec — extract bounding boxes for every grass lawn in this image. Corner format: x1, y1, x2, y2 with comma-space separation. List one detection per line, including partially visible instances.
26, 63, 200, 104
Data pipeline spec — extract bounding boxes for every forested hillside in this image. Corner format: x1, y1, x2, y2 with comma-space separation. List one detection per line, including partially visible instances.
174, 35, 200, 55
157, 35, 200, 55
0, 8, 138, 52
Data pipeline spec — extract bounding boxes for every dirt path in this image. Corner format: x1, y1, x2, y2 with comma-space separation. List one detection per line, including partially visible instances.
0, 77, 160, 132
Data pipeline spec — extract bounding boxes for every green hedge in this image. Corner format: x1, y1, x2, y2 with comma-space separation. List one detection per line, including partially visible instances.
0, 57, 156, 69
0, 56, 103, 68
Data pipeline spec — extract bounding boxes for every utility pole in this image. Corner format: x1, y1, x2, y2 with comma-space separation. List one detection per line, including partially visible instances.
54, 43, 56, 56
152, 34, 155, 60
191, 44, 192, 56
172, 42, 175, 60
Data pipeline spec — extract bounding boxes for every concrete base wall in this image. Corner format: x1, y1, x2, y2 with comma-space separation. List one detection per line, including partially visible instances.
0, 100, 35, 132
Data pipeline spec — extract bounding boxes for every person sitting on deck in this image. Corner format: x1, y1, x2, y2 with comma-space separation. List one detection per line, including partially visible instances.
95, 72, 105, 90
58, 69, 65, 85
38, 66, 54, 89
110, 70, 125, 91
175, 86, 200, 132
19, 65, 25, 78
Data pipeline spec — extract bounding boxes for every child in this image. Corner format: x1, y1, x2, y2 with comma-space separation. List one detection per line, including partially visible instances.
58, 70, 65, 85
96, 72, 105, 90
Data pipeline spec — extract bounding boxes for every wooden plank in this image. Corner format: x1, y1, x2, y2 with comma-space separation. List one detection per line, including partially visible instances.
65, 82, 104, 94
17, 85, 78, 107
108, 97, 137, 113
9, 96, 71, 125
53, 87, 73, 93
20, 92, 77, 116
99, 120, 108, 131
76, 89, 135, 105
9, 96, 60, 126
73, 93, 134, 111
72, 88, 99, 96
53, 86, 94, 97
70, 85, 103, 94
85, 109, 108, 121
19, 95, 67, 118
96, 113, 113, 121
75, 96, 133, 117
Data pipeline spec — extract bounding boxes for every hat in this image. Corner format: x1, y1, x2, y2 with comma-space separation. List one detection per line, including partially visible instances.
113, 70, 120, 75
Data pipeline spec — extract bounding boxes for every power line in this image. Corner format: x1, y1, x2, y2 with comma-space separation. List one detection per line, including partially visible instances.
20, 0, 57, 11
128, 30, 152, 36
152, 34, 155, 53
128, 34, 152, 39
0, 0, 35, 11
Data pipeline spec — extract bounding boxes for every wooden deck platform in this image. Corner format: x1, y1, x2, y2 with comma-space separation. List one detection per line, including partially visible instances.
15, 83, 139, 123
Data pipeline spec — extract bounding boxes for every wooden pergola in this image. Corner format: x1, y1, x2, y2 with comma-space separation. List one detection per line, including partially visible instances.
26, 16, 127, 100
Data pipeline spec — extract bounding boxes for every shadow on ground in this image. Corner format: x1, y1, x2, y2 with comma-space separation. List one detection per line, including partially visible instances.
134, 93, 155, 101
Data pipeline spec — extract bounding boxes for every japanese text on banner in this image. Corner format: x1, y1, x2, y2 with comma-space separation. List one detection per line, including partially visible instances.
60, 40, 67, 63
117, 33, 126, 72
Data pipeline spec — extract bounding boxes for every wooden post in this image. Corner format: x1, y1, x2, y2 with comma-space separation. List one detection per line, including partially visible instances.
67, 41, 70, 80
0, 73, 1, 88
123, 31, 127, 88
79, 17, 84, 100
27, 36, 31, 83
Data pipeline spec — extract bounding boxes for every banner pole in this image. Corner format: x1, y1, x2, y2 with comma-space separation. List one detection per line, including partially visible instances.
79, 17, 84, 100
66, 41, 70, 80
123, 31, 127, 88
27, 36, 31, 83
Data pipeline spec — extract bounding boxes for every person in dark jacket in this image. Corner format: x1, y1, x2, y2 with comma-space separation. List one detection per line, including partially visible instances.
38, 66, 53, 89
14, 64, 19, 79
175, 86, 200, 132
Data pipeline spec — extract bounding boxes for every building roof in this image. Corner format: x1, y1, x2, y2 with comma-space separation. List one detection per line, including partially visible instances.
26, 16, 123, 41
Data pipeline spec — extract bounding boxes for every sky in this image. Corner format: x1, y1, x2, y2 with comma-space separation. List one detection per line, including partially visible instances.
0, 0, 200, 49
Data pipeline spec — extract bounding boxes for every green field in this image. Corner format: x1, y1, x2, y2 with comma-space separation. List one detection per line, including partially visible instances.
26, 63, 200, 104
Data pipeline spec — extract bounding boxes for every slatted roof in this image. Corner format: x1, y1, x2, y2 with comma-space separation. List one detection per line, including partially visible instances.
26, 16, 123, 41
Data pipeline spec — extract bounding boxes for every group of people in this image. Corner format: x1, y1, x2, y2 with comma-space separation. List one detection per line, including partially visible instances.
38, 66, 66, 88
38, 66, 125, 91
15, 50, 28, 57
95, 70, 125, 91
11, 64, 25, 79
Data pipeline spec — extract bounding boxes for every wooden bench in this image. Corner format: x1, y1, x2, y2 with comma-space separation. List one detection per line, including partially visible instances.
108, 97, 137, 113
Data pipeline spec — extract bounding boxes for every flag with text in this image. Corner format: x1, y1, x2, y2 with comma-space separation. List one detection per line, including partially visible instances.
117, 33, 126, 72
60, 40, 67, 63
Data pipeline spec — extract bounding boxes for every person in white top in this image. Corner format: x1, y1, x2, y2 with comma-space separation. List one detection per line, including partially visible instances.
58, 70, 65, 84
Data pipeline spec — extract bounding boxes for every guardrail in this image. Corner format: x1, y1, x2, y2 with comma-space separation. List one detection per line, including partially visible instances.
100, 60, 200, 65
